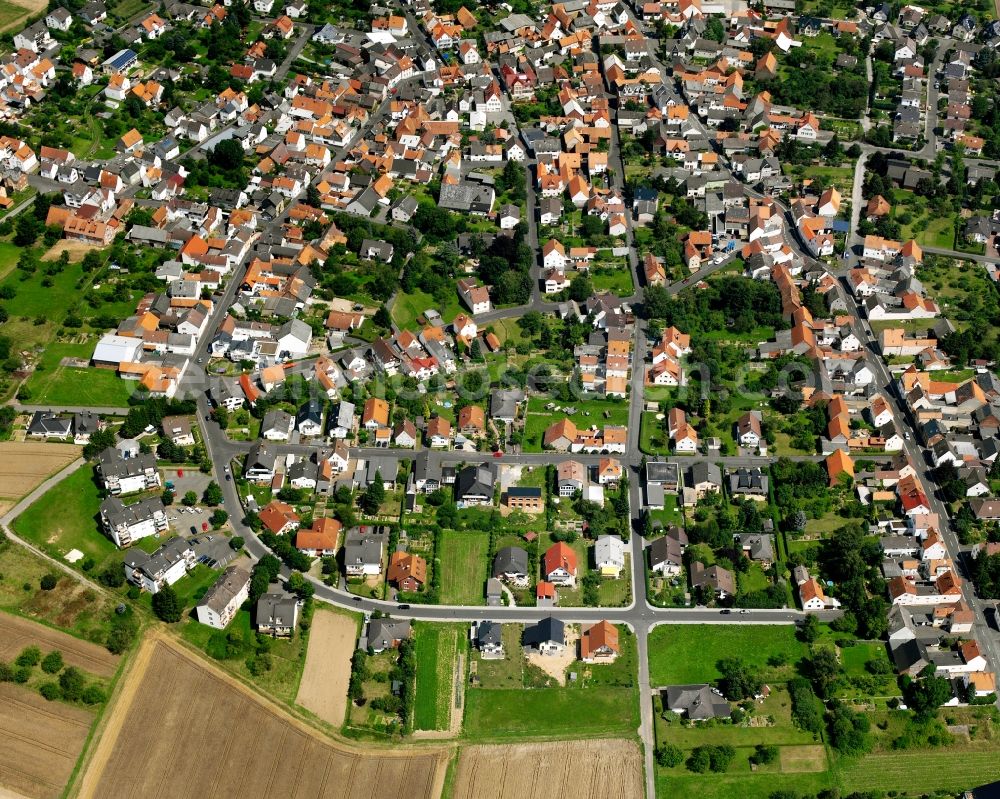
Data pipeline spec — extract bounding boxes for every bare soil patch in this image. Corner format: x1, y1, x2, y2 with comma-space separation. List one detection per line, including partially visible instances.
0, 612, 118, 678
295, 610, 356, 727
452, 739, 643, 799
41, 240, 100, 263
525, 627, 578, 686
0, 442, 80, 503
0, 682, 94, 799
76, 635, 449, 799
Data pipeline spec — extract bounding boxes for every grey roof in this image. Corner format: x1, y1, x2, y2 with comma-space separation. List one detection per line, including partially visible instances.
664, 684, 731, 720
367, 618, 410, 650
254, 592, 298, 629
648, 535, 682, 568
100, 495, 163, 529
522, 616, 564, 647
28, 411, 72, 437
646, 461, 679, 484
344, 527, 383, 566
734, 533, 775, 562
457, 462, 495, 499
493, 546, 528, 577
123, 537, 190, 580
97, 447, 157, 480
198, 566, 251, 614
477, 620, 502, 647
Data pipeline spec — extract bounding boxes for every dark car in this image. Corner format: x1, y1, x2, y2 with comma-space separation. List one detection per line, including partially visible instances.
398, 604, 410, 610
720, 608, 731, 614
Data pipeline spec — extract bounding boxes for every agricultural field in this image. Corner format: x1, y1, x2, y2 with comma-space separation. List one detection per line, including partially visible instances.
452, 739, 644, 799
413, 622, 462, 732
0, 0, 41, 34
438, 530, 490, 605
0, 441, 80, 518
0, 611, 119, 679
76, 636, 449, 799
0, 682, 96, 799
647, 625, 806, 685
296, 610, 358, 728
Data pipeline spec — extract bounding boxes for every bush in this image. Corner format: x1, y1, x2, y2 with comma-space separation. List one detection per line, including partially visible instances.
246, 653, 272, 676
655, 744, 684, 768
16, 646, 40, 667
39, 682, 62, 701
750, 744, 779, 765
59, 667, 85, 701
0, 661, 12, 681
229, 536, 245, 551
41, 651, 63, 674
152, 586, 182, 623
13, 665, 31, 684
99, 565, 125, 588
82, 684, 106, 705
39, 574, 57, 591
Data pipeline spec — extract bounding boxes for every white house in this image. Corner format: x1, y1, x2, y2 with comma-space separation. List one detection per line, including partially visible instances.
594, 535, 626, 578
123, 538, 194, 594
196, 566, 251, 629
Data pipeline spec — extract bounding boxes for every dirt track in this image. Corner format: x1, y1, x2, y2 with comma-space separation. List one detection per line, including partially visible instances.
75, 634, 450, 799
452, 739, 644, 799
0, 683, 94, 799
295, 610, 355, 727
0, 612, 118, 679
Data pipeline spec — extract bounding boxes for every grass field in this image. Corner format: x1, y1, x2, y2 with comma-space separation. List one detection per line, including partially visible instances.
463, 686, 639, 740
0, 0, 37, 34
648, 625, 806, 685
523, 395, 630, 452
590, 267, 634, 296
438, 530, 490, 605
391, 287, 463, 330
841, 749, 1000, 794
657, 766, 833, 799
413, 622, 461, 731
12, 465, 118, 573
22, 341, 133, 407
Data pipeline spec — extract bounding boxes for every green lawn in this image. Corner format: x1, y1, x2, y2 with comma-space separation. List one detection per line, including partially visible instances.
523, 395, 630, 452
413, 622, 461, 731
916, 215, 955, 250
391, 287, 463, 330
590, 267, 634, 296
648, 625, 806, 685
12, 465, 119, 573
438, 530, 490, 605
463, 686, 639, 740
657, 766, 833, 799
22, 341, 134, 407
0, 240, 19, 279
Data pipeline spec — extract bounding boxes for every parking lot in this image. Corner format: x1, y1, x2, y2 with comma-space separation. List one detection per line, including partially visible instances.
162, 468, 213, 500
185, 533, 240, 570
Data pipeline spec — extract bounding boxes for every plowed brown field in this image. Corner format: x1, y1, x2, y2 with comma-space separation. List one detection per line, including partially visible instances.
0, 681, 94, 799
452, 739, 644, 799
76, 635, 449, 799
0, 612, 118, 679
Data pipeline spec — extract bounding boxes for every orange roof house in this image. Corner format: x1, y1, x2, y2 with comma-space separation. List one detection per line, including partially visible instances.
543, 542, 578, 580
825, 449, 855, 486
387, 551, 427, 591
580, 620, 619, 661
294, 518, 342, 553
